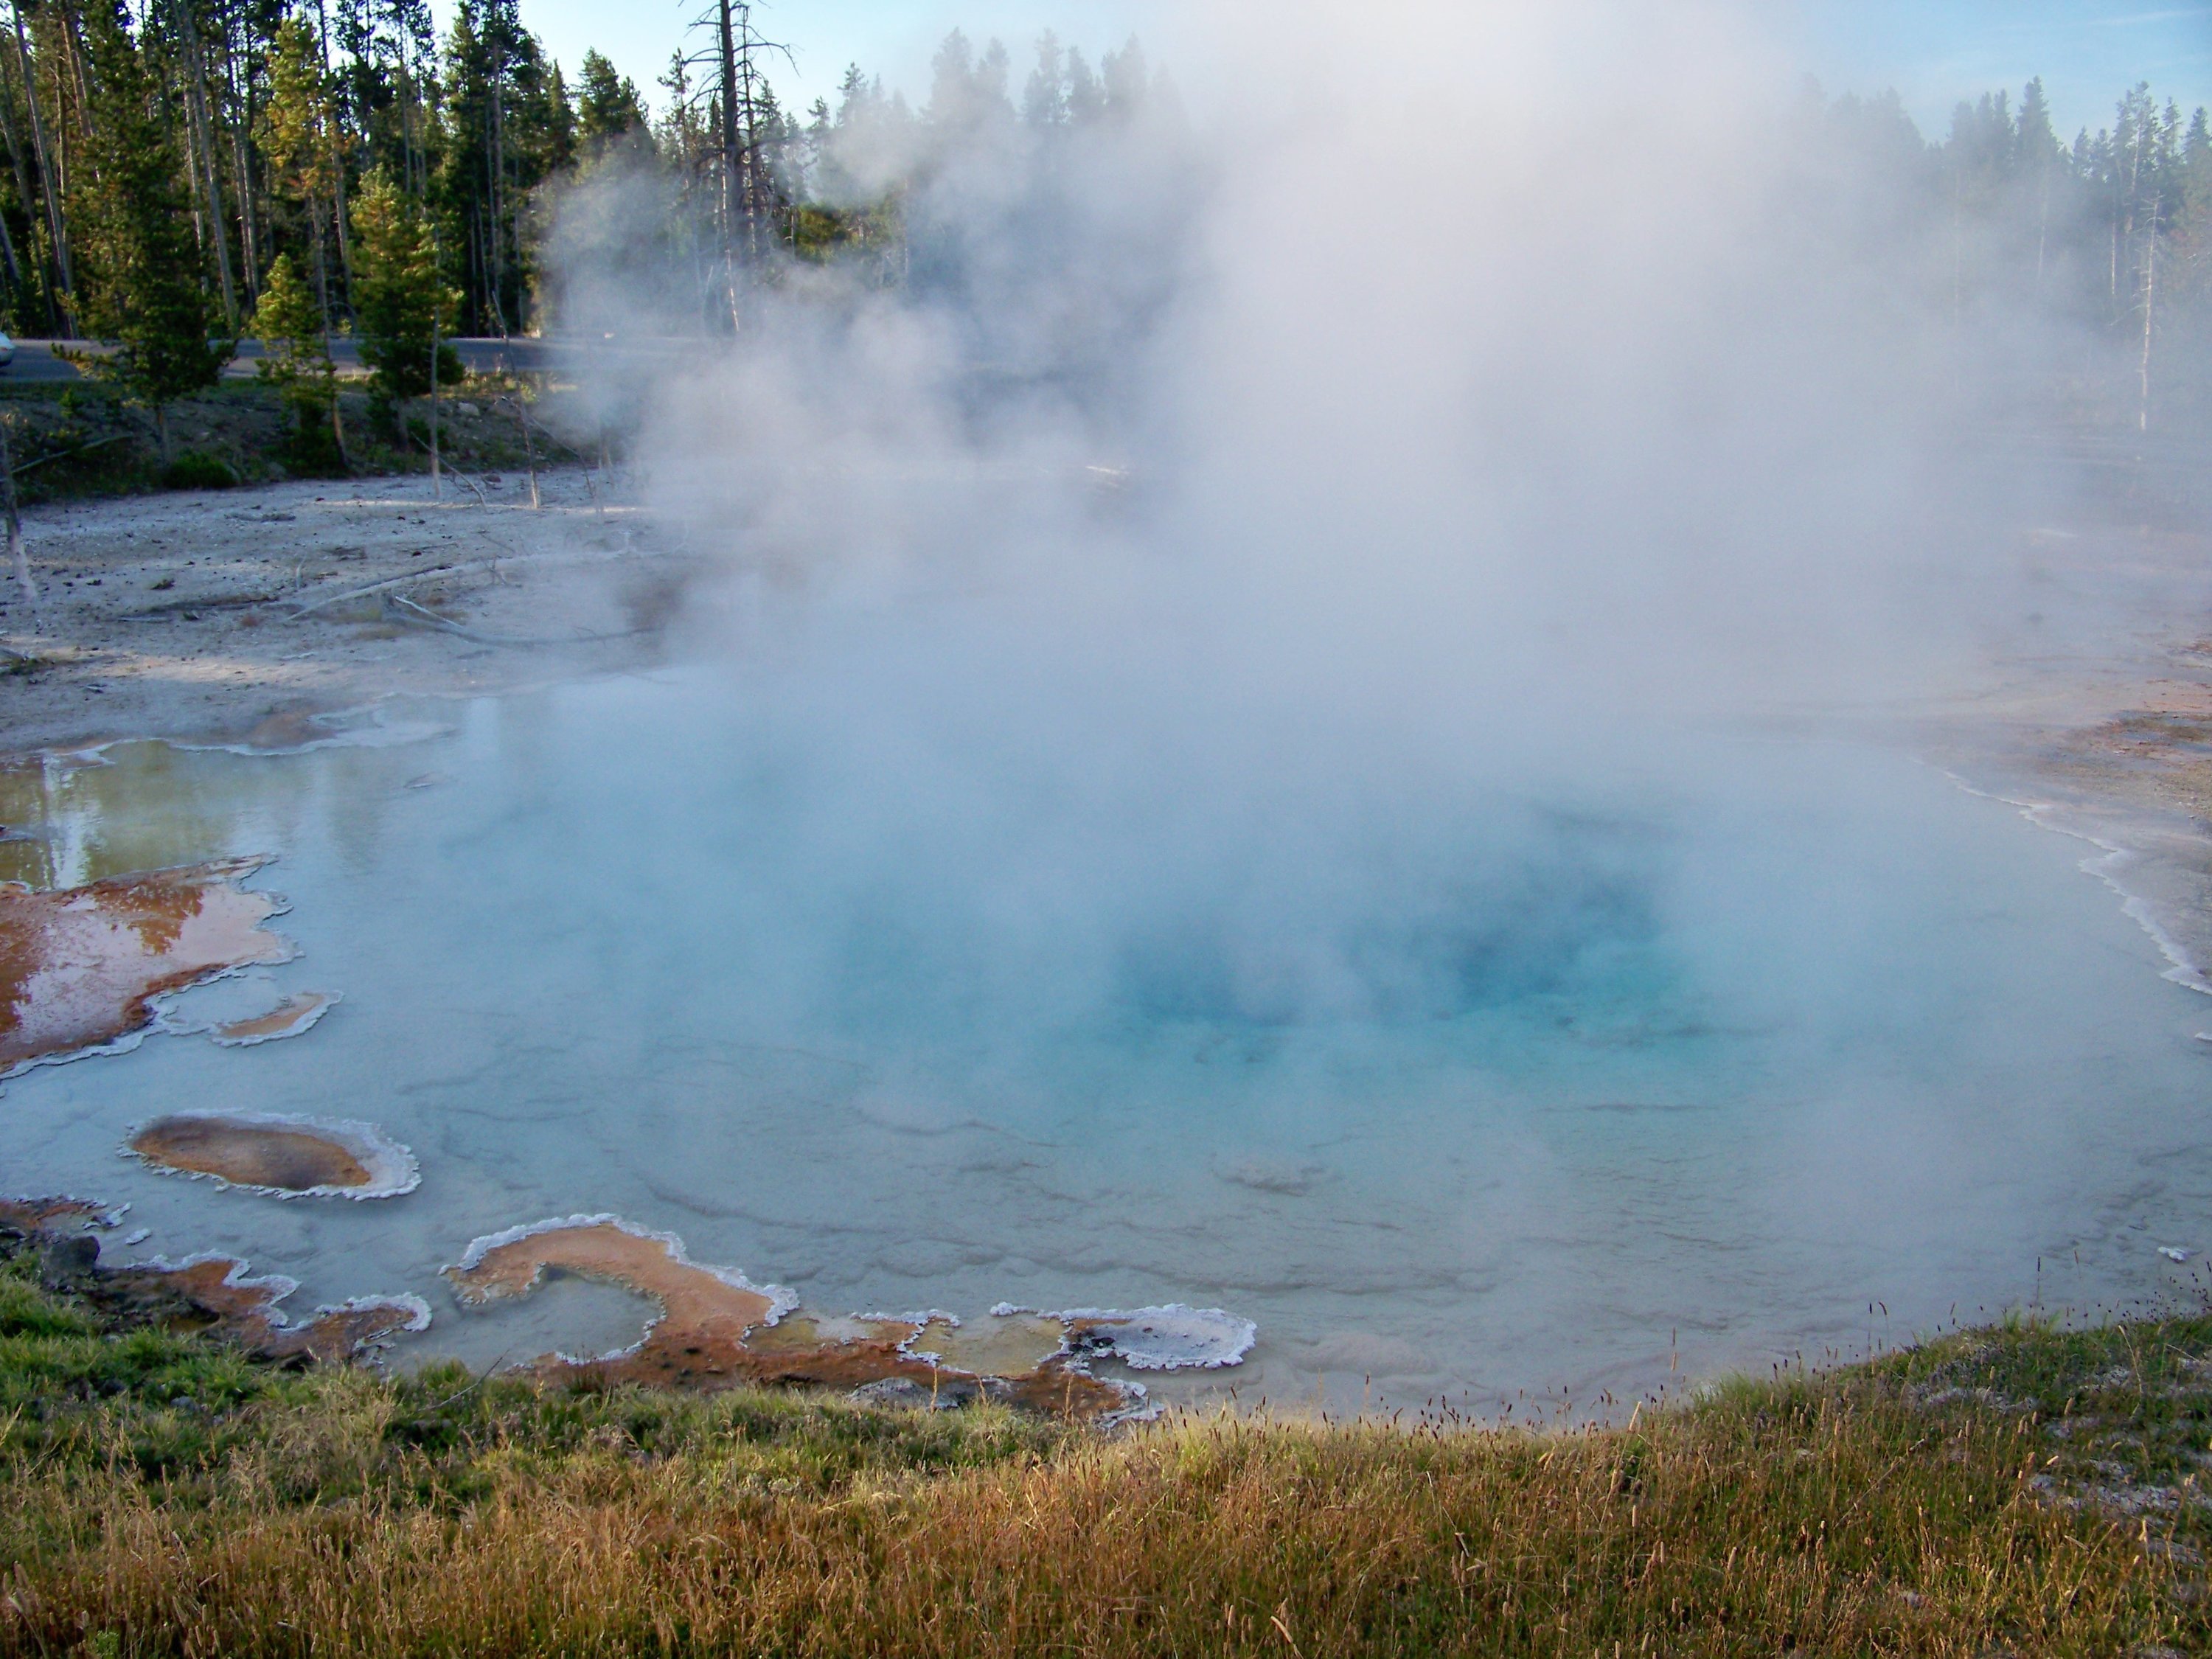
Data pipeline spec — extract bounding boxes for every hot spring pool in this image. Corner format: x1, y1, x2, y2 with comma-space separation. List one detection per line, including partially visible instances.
4, 665, 2209, 1412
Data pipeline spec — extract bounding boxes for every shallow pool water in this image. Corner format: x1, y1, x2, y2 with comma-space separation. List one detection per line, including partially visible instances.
4, 666, 2210, 1413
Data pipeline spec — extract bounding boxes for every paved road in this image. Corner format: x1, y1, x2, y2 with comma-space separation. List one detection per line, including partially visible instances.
0, 336, 682, 382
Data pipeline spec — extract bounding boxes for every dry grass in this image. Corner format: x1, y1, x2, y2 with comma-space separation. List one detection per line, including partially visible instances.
2, 1242, 2208, 1657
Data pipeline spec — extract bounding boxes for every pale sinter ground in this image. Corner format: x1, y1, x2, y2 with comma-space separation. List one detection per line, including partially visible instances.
0, 467, 695, 754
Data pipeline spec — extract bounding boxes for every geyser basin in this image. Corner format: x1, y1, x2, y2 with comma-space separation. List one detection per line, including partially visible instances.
3, 672, 2208, 1410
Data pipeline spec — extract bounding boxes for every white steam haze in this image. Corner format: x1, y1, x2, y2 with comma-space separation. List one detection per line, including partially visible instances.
486, 0, 2212, 1396
614, 0, 2062, 709
554, 0, 2074, 1034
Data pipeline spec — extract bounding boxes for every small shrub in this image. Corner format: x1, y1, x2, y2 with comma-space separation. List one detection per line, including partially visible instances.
161, 451, 237, 490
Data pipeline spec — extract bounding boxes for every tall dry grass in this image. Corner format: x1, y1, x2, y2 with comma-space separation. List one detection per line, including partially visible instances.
3, 1380, 2198, 1657
5, 1237, 2208, 1657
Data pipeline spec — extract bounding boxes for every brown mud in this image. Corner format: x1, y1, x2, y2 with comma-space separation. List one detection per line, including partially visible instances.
122, 1110, 418, 1200
128, 1116, 371, 1193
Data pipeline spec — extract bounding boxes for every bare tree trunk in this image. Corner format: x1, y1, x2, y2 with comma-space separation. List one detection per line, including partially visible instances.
1, 411, 36, 631
180, 81, 210, 252
233, 118, 260, 299
487, 49, 508, 335
513, 389, 539, 508
329, 366, 348, 470
153, 404, 173, 468
0, 184, 23, 293
332, 165, 352, 295
11, 0, 69, 319
225, 32, 260, 300
2034, 166, 2050, 295
57, 4, 92, 148
429, 305, 441, 498
311, 206, 332, 324
177, 6, 238, 328
0, 47, 44, 318
717, 0, 742, 327
2138, 194, 2159, 434
398, 45, 419, 195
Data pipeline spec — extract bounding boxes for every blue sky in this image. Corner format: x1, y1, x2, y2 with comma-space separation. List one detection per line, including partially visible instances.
490, 1, 2211, 141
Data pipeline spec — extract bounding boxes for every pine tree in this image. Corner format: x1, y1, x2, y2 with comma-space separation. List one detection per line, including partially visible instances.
350, 168, 458, 422
577, 48, 648, 159
260, 13, 345, 324
251, 249, 346, 470
1022, 32, 1065, 129
71, 0, 232, 464
438, 0, 568, 333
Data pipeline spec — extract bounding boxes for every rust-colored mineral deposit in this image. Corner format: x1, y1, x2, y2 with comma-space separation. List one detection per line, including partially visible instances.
0, 1193, 111, 1234
0, 858, 291, 1074
444, 1216, 1146, 1421
441, 1218, 1257, 1421
1, 1193, 428, 1363
211, 991, 337, 1046
126, 1254, 430, 1363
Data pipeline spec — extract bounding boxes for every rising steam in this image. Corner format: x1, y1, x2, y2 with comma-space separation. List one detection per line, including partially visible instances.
548, 0, 2104, 1032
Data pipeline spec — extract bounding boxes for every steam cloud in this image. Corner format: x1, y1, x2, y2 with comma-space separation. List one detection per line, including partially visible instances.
552, 0, 2100, 1034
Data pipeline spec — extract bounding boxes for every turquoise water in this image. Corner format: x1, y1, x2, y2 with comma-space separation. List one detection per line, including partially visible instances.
4, 664, 2210, 1412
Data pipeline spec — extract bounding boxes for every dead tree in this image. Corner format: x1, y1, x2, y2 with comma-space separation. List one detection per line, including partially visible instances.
10, 0, 69, 325
2138, 188, 2161, 434
1, 413, 38, 631
686, 0, 790, 329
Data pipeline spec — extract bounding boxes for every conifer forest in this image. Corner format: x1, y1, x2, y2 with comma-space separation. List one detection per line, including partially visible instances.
0, 0, 2202, 432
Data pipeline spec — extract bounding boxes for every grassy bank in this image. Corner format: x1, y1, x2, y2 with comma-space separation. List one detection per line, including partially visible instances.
2, 1240, 2208, 1657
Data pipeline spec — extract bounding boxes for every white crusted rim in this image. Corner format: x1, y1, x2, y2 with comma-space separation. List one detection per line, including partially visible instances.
140, 1253, 431, 1339
319, 1292, 434, 1335
445, 1214, 800, 1326
882, 1310, 967, 1365
206, 990, 342, 1048
142, 1251, 302, 1304
995, 1302, 1259, 1372
1942, 772, 2212, 998
0, 1193, 127, 1228
1096, 1381, 1159, 1427
175, 713, 454, 757
122, 1110, 421, 1201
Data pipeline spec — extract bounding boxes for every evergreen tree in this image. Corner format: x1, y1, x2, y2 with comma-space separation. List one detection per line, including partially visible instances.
351, 167, 459, 420
251, 248, 346, 469
437, 0, 568, 332
1064, 49, 1103, 125
260, 13, 346, 323
1100, 37, 1150, 122
1023, 32, 1065, 129
71, 0, 233, 463
2017, 79, 2062, 170
577, 48, 649, 158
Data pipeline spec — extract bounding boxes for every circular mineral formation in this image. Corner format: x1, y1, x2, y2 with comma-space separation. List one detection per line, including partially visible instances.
125, 1111, 420, 1200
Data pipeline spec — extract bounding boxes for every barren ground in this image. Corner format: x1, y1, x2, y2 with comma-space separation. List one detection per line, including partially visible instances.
0, 466, 694, 754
